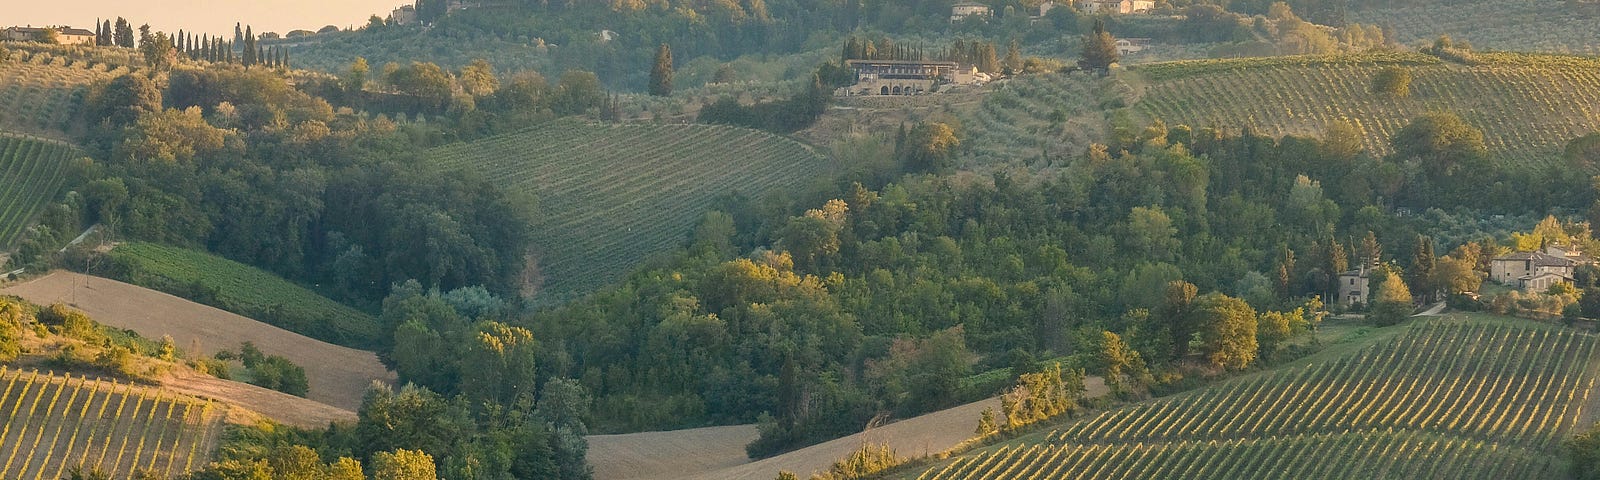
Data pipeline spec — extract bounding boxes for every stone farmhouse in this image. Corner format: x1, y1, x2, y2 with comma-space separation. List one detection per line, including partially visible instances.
951, 2, 993, 22
2, 26, 95, 45
1337, 263, 1374, 306
1489, 247, 1589, 292
1077, 0, 1156, 15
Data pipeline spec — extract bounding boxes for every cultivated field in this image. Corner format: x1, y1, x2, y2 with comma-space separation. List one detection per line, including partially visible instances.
428, 121, 833, 303
908, 318, 1599, 479
0, 368, 225, 480
1130, 53, 1600, 169
0, 133, 74, 249
106, 242, 382, 348
955, 72, 1113, 168
1352, 0, 1600, 55
0, 50, 125, 139
1, 270, 392, 412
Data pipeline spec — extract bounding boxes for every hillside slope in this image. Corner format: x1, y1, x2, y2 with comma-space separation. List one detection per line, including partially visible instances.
0, 51, 126, 139
0, 133, 74, 249
428, 121, 833, 303
903, 316, 1599, 479
1, 271, 394, 411
1353, 0, 1600, 55
0, 368, 226, 480
1128, 53, 1600, 169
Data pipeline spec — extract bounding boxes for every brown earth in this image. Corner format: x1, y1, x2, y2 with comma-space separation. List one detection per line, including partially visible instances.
589, 376, 1108, 480
1, 271, 393, 413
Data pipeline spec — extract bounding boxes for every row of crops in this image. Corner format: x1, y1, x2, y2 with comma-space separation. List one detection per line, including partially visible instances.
1131, 56, 1600, 170
428, 121, 832, 303
958, 72, 1108, 168
0, 368, 224, 480
0, 51, 126, 138
0, 133, 75, 249
1351, 0, 1600, 55
107, 242, 382, 347
911, 319, 1598, 479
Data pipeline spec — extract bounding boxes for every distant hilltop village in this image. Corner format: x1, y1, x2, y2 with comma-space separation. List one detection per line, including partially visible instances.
0, 26, 95, 45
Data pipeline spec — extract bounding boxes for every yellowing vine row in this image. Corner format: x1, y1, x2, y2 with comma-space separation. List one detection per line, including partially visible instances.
1131, 55, 1600, 170
428, 121, 832, 303
912, 320, 1599, 480
0, 368, 225, 480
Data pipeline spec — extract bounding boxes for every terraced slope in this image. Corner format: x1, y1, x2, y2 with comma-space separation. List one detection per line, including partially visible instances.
909, 318, 1600, 480
0, 50, 126, 139
1129, 53, 1600, 170
0, 133, 75, 249
0, 368, 225, 480
1352, 0, 1600, 55
428, 121, 833, 303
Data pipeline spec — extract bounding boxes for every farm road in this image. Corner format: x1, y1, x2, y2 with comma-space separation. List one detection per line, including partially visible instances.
1, 271, 394, 413
589, 376, 1108, 480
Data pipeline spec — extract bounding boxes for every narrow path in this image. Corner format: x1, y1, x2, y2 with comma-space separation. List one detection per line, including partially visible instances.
1413, 302, 1447, 317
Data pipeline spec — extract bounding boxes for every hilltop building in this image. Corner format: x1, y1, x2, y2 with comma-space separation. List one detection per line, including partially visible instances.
2, 26, 95, 45
1077, 0, 1156, 14
951, 2, 993, 22
1036, 1, 1060, 17
392, 5, 419, 25
840, 59, 988, 96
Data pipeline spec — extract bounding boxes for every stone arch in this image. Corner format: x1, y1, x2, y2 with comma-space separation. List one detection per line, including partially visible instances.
892, 86, 902, 95
880, 85, 890, 95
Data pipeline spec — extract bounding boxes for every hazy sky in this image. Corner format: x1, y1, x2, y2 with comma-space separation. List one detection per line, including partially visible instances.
9, 0, 405, 38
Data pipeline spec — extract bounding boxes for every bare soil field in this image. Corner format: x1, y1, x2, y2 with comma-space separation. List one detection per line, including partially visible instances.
1, 271, 393, 412
589, 377, 1108, 480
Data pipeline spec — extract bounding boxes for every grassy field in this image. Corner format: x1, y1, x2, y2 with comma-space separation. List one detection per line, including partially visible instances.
1128, 52, 1600, 170
1352, 0, 1600, 55
0, 50, 127, 139
0, 368, 225, 480
106, 242, 382, 348
905, 316, 1599, 479
428, 121, 833, 304
0, 133, 75, 249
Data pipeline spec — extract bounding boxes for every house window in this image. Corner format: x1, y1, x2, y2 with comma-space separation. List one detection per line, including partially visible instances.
1349, 278, 1355, 285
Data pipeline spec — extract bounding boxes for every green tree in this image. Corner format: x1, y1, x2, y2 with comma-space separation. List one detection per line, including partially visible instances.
1125, 206, 1179, 261
86, 73, 162, 130
1003, 40, 1023, 74
114, 18, 134, 48
1391, 112, 1486, 178
387, 62, 454, 111
459, 321, 540, 405
1080, 19, 1120, 73
1194, 293, 1258, 370
1370, 66, 1411, 98
975, 407, 998, 436
370, 449, 436, 480
1565, 132, 1600, 171
649, 43, 674, 96
1159, 280, 1199, 359
1409, 235, 1436, 302
344, 57, 370, 92
1565, 421, 1600, 480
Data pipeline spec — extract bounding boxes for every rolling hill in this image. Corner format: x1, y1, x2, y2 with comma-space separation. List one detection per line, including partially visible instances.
0, 50, 126, 139
1351, 0, 1600, 55
105, 242, 382, 348
427, 121, 834, 303
0, 133, 75, 249
1127, 52, 1600, 169
903, 316, 1599, 479
0, 368, 225, 480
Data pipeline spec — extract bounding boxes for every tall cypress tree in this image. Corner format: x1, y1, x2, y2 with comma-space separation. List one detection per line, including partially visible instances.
648, 43, 673, 97
243, 26, 256, 66
1079, 19, 1120, 74
234, 23, 243, 44
94, 19, 102, 45
113, 18, 134, 48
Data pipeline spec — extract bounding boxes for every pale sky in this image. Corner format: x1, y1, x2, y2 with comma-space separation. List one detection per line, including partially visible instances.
8, 0, 406, 38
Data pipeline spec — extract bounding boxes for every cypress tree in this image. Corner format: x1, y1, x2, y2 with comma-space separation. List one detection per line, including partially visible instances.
94, 19, 103, 45
177, 30, 185, 53
257, 45, 266, 67
100, 20, 112, 45
113, 18, 134, 48
243, 26, 256, 66
648, 43, 673, 96
235, 23, 243, 44
226, 41, 234, 63
1079, 19, 1120, 74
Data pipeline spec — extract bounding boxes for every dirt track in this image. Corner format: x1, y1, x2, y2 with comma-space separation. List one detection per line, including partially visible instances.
589, 377, 1108, 480
1, 271, 393, 413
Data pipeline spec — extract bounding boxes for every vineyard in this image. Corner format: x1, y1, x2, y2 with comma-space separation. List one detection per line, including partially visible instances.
1352, 0, 1600, 55
428, 121, 833, 303
106, 242, 382, 348
1130, 53, 1600, 170
0, 133, 75, 249
0, 50, 127, 139
0, 368, 225, 480
909, 319, 1600, 480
